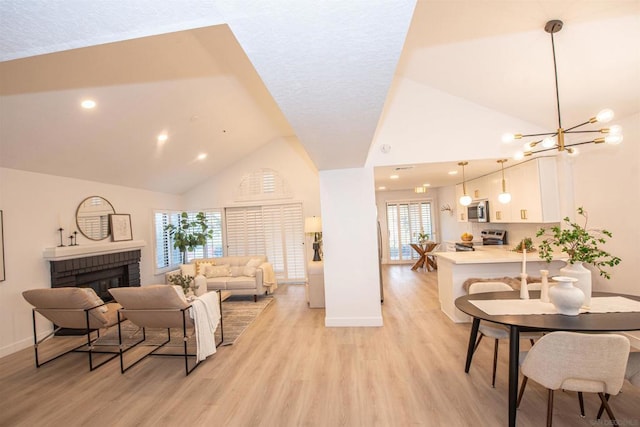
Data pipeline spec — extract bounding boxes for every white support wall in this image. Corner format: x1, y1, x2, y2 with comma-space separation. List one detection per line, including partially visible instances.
320, 167, 382, 327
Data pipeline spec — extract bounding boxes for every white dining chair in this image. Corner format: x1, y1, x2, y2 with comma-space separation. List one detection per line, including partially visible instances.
517, 331, 630, 426
596, 351, 640, 419
468, 281, 538, 387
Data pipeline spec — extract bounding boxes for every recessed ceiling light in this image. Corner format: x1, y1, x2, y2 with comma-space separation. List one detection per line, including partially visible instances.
378, 186, 386, 190
423, 183, 431, 187
81, 99, 96, 109
197, 153, 208, 161
448, 170, 458, 175
157, 133, 168, 143
390, 175, 399, 180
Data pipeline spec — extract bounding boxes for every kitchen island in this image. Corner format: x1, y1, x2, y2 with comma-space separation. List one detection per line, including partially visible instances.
435, 247, 566, 322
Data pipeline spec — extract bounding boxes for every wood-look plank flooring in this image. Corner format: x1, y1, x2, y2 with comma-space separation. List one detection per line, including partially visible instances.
1, 266, 638, 426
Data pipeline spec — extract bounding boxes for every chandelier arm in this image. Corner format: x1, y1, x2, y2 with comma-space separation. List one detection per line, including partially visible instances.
550, 30, 562, 130
564, 120, 592, 132
564, 130, 603, 134
520, 132, 558, 138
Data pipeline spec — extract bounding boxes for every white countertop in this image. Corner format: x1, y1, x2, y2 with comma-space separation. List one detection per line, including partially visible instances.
434, 246, 567, 265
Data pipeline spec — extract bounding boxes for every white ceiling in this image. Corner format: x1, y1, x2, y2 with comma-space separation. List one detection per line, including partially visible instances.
1, 1, 638, 194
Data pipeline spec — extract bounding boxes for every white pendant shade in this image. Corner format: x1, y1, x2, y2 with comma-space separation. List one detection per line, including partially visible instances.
459, 194, 472, 206
498, 192, 512, 204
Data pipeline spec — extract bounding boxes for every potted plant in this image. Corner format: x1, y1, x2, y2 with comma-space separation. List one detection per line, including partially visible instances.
168, 274, 196, 296
417, 230, 430, 245
536, 207, 621, 307
163, 212, 213, 264
513, 237, 534, 253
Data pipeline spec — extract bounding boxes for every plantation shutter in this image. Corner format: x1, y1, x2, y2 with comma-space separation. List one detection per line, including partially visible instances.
225, 203, 305, 282
387, 200, 434, 262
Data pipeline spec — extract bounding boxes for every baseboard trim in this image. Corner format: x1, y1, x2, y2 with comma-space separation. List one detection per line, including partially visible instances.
0, 336, 35, 359
325, 316, 383, 327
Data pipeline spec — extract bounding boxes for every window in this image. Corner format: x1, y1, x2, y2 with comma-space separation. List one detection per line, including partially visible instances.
386, 200, 434, 262
225, 203, 305, 283
154, 210, 223, 271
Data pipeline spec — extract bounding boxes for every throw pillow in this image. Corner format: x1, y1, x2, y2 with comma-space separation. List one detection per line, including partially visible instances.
243, 266, 257, 277
180, 263, 196, 277
80, 288, 108, 313
195, 260, 216, 276
206, 264, 231, 278
230, 266, 245, 277
246, 258, 263, 268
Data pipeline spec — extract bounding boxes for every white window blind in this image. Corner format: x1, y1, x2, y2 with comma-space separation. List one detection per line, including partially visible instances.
225, 203, 305, 282
386, 200, 434, 262
154, 210, 223, 270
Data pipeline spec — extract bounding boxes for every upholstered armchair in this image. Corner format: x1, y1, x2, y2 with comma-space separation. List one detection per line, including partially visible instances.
22, 287, 122, 371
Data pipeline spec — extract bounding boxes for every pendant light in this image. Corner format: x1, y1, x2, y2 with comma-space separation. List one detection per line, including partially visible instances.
497, 159, 511, 204
458, 161, 472, 206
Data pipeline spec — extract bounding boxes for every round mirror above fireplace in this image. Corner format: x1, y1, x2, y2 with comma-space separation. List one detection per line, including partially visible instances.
76, 196, 115, 241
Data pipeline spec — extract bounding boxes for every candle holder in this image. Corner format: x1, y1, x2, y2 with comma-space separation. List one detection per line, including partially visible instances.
57, 228, 66, 247
73, 231, 79, 246
68, 235, 74, 246
520, 273, 530, 300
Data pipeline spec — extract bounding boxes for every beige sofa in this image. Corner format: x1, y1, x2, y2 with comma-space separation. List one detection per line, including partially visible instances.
166, 256, 277, 301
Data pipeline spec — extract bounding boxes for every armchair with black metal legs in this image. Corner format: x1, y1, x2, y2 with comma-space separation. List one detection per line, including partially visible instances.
517, 331, 630, 427
22, 287, 124, 371
108, 285, 223, 376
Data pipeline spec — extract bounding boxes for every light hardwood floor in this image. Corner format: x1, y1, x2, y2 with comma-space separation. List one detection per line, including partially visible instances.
2, 266, 638, 426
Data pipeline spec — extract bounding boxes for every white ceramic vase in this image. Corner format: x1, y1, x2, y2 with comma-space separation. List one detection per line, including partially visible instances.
549, 276, 584, 316
560, 262, 592, 308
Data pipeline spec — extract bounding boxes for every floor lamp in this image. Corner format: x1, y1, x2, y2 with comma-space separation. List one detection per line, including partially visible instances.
304, 216, 323, 262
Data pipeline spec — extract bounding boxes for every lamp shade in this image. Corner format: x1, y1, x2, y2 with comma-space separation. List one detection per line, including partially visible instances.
304, 216, 322, 233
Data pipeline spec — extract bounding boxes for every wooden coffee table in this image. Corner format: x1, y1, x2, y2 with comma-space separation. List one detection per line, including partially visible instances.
220, 291, 232, 302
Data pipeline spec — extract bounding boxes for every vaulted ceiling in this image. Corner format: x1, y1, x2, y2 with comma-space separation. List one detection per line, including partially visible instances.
1, 1, 638, 194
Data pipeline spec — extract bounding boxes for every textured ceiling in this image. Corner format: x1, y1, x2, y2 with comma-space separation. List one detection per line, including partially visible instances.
0, 0, 638, 194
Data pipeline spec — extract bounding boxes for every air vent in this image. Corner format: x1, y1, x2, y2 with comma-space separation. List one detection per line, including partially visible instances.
394, 166, 414, 171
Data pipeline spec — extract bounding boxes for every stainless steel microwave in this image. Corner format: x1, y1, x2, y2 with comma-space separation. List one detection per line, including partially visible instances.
468, 200, 489, 222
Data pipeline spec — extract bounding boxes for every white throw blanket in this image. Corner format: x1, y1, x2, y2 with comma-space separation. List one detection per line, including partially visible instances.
261, 262, 278, 293
189, 291, 221, 362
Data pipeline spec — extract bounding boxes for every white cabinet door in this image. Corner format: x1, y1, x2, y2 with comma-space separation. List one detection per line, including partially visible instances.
487, 170, 511, 222
508, 159, 543, 222
469, 176, 489, 201
455, 184, 468, 222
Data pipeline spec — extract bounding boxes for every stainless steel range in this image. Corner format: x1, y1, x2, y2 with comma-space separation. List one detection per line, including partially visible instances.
481, 229, 507, 245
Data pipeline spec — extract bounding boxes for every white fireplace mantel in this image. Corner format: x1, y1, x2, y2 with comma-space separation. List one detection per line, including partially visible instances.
43, 240, 146, 261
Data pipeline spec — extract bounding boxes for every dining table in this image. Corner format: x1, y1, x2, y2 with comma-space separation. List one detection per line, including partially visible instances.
409, 242, 437, 271
455, 290, 640, 427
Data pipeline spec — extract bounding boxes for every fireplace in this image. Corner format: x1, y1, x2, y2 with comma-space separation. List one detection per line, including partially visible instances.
49, 250, 141, 300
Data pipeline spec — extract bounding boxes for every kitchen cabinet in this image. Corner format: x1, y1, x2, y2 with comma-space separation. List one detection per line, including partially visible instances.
510, 157, 560, 223
455, 184, 468, 222
489, 157, 560, 223
469, 176, 489, 201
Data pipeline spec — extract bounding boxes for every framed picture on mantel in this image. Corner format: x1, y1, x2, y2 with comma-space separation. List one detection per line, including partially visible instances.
109, 213, 133, 242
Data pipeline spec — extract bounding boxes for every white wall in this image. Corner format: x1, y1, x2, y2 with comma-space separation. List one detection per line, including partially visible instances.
570, 113, 640, 296
0, 167, 183, 357
321, 167, 382, 327
183, 136, 321, 263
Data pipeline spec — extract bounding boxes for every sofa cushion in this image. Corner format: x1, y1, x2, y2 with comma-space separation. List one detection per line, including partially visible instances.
247, 257, 263, 268
226, 277, 258, 289
205, 264, 231, 278
243, 266, 257, 277
230, 266, 245, 277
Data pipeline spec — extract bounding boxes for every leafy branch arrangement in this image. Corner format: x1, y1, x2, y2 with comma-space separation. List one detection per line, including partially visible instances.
536, 207, 621, 279
163, 212, 213, 264
513, 237, 535, 252
168, 274, 196, 295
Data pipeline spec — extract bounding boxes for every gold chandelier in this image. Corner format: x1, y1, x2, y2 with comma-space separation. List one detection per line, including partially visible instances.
502, 20, 623, 159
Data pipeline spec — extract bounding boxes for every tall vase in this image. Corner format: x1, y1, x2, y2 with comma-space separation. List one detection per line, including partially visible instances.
549, 276, 584, 316
560, 262, 592, 308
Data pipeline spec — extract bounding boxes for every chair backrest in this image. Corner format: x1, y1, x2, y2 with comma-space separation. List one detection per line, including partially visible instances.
22, 287, 112, 329
521, 331, 630, 395
626, 352, 640, 387
109, 285, 192, 329
468, 281, 513, 295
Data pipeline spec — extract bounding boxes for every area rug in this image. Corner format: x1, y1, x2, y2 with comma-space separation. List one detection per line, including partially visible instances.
96, 295, 273, 347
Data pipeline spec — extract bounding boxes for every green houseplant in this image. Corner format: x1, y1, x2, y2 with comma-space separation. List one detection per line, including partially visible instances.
536, 207, 621, 279
163, 212, 213, 264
